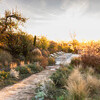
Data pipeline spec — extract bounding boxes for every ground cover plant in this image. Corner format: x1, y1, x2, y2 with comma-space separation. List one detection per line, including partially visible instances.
0, 63, 44, 90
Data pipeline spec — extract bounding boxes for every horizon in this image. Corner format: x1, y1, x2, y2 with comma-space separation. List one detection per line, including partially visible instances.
0, 0, 100, 41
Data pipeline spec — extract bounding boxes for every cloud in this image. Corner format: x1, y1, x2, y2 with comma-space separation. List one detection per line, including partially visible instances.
1, 0, 100, 20
0, 0, 100, 41
87, 0, 100, 13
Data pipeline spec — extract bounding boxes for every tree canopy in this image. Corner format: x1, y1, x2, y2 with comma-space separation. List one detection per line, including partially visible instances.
0, 9, 27, 34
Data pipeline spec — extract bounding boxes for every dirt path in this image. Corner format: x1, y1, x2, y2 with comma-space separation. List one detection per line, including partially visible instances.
0, 67, 57, 100
55, 53, 80, 65
0, 53, 79, 100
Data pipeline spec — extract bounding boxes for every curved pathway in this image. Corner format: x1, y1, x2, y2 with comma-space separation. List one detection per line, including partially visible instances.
55, 53, 80, 65
0, 68, 57, 100
0, 53, 80, 100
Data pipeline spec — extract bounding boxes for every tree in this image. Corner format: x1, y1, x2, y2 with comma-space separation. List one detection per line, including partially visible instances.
6, 32, 34, 59
0, 9, 29, 58
70, 33, 79, 53
37, 36, 49, 50
0, 9, 27, 34
48, 41, 58, 53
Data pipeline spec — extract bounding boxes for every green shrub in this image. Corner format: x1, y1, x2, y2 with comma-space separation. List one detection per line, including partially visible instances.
67, 48, 74, 53
56, 96, 64, 100
0, 50, 12, 66
50, 66, 73, 88
28, 48, 43, 63
42, 50, 49, 57
28, 63, 43, 73
45, 82, 68, 100
40, 57, 48, 68
34, 81, 68, 100
48, 41, 58, 54
33, 56, 43, 62
71, 57, 81, 66
36, 36, 49, 50
15, 66, 32, 74
48, 57, 55, 65
0, 71, 10, 80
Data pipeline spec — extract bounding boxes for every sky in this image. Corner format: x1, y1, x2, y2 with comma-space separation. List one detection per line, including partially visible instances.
0, 0, 100, 41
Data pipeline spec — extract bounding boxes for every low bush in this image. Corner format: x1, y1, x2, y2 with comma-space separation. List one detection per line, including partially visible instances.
81, 54, 100, 72
71, 57, 81, 66
0, 77, 18, 90
0, 50, 12, 67
15, 66, 32, 74
0, 71, 10, 80
50, 66, 73, 88
45, 81, 68, 100
27, 48, 43, 63
48, 57, 55, 65
42, 50, 49, 57
32, 48, 42, 56
0, 63, 44, 90
33, 80, 68, 100
28, 63, 43, 73
33, 56, 43, 62
40, 57, 48, 68
80, 41, 100, 72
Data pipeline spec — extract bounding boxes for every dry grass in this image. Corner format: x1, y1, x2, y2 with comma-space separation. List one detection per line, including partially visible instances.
65, 66, 100, 100
66, 68, 89, 100
86, 74, 100, 94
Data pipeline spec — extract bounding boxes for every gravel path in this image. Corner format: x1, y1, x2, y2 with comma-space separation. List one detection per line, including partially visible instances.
0, 69, 56, 100
56, 53, 80, 65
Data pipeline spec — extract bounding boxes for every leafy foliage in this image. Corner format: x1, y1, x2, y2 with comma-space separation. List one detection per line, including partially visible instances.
37, 36, 49, 50
50, 66, 73, 88
40, 56, 48, 68
80, 41, 100, 72
0, 9, 27, 34
0, 71, 10, 80
71, 57, 81, 66
15, 66, 32, 74
0, 49, 12, 67
28, 63, 43, 73
48, 41, 58, 54
48, 57, 55, 65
